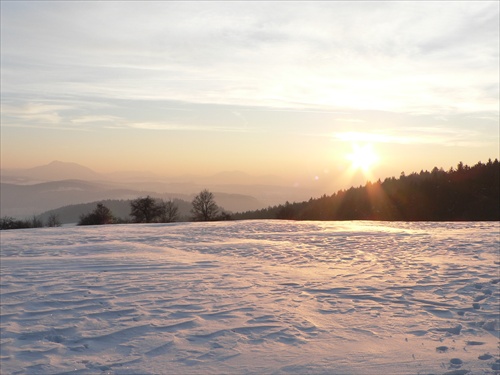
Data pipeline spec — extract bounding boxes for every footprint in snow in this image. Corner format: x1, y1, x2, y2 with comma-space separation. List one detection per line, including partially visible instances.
449, 358, 463, 368
478, 354, 492, 360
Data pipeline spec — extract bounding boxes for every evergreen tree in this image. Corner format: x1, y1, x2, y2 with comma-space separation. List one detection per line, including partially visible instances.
232, 159, 500, 221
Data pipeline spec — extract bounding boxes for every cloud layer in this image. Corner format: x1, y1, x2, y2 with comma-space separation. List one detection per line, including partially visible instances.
1, 1, 498, 177
2, 2, 498, 112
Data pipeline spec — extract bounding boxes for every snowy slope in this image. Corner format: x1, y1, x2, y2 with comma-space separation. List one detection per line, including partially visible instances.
1, 220, 499, 374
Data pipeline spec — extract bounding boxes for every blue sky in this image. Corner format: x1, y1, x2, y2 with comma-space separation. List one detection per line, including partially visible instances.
1, 1, 498, 188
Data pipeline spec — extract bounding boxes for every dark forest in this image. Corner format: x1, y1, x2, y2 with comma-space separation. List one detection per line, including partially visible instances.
233, 159, 500, 221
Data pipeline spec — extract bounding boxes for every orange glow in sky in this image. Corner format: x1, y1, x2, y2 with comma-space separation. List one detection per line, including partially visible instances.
0, 1, 498, 186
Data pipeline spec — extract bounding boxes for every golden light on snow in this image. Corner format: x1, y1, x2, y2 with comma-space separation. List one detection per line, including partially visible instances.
1, 221, 498, 374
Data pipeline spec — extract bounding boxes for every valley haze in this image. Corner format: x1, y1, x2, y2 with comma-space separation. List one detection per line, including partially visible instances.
0, 160, 322, 218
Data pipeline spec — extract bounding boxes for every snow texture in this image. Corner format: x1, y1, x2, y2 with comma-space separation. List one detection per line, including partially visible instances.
1, 220, 499, 374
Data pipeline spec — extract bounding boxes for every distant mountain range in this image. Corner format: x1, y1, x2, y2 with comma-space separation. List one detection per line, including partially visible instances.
1, 161, 318, 218
0, 179, 264, 218
1, 160, 288, 186
2, 160, 102, 183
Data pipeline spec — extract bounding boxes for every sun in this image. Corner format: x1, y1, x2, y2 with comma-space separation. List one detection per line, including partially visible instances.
346, 144, 379, 173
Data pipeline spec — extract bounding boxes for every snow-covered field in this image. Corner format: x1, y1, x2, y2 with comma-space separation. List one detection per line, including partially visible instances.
1, 220, 499, 375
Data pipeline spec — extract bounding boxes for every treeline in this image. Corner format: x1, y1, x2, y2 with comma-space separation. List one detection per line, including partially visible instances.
0, 213, 61, 230
77, 189, 230, 226
3, 160, 498, 229
36, 198, 193, 225
1, 189, 230, 230
233, 159, 500, 221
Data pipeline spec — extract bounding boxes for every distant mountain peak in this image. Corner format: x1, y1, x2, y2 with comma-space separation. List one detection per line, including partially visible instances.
42, 160, 83, 170
46, 160, 87, 167
48, 160, 71, 165
13, 160, 104, 182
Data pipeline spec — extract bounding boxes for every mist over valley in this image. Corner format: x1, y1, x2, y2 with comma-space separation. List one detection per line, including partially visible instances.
0, 161, 320, 219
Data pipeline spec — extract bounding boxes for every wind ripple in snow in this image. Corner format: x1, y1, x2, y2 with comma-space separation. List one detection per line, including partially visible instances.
0, 220, 499, 374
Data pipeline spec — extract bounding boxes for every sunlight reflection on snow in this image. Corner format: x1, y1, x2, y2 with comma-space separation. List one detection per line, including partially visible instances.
1, 220, 498, 374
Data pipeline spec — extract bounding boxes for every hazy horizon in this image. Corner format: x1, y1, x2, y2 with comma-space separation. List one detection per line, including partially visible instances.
1, 2, 499, 188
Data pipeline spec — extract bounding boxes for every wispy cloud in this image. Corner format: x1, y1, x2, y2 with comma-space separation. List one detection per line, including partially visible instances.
70, 115, 123, 125
1, 102, 69, 126
1, 1, 498, 175
335, 118, 366, 124
335, 132, 410, 144
1, 2, 498, 114
334, 127, 496, 148
128, 122, 249, 133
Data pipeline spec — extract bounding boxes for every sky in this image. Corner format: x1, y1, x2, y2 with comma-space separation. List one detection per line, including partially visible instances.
1, 1, 499, 190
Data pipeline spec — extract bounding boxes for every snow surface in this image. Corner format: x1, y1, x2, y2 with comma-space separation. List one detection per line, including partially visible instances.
1, 220, 499, 375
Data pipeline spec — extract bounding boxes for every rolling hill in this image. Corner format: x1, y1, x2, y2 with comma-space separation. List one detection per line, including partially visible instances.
1, 161, 317, 218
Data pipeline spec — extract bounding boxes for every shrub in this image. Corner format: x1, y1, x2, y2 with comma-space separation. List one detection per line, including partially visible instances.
78, 203, 115, 226
0, 217, 32, 230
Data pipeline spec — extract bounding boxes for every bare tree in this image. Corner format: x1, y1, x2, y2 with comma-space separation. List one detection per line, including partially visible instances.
191, 189, 219, 221
31, 215, 44, 228
47, 213, 61, 227
130, 196, 161, 223
78, 203, 114, 225
158, 199, 179, 223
